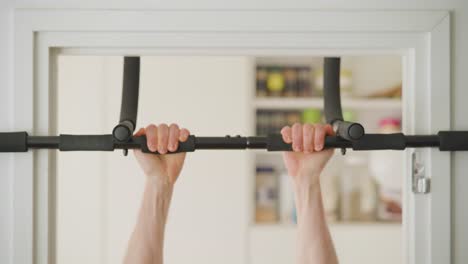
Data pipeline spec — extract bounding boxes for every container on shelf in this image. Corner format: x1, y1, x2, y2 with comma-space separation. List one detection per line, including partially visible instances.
285, 111, 302, 126
314, 68, 353, 97
320, 154, 343, 222
256, 110, 302, 136
256, 66, 268, 97
266, 67, 285, 97
369, 117, 403, 222
256, 65, 313, 98
301, 108, 322, 124
279, 170, 295, 224
340, 153, 378, 222
255, 166, 280, 223
297, 66, 313, 97
283, 67, 299, 97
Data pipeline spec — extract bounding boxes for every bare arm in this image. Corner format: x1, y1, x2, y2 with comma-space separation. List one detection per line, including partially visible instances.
294, 177, 338, 264
124, 180, 173, 264
124, 123, 190, 264
281, 123, 339, 264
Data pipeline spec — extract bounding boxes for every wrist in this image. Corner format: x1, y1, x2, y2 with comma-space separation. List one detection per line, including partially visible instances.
146, 177, 174, 195
293, 171, 321, 190
293, 177, 322, 214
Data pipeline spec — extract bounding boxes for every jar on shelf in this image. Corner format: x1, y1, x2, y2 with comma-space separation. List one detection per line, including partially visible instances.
266, 67, 285, 97
340, 153, 378, 221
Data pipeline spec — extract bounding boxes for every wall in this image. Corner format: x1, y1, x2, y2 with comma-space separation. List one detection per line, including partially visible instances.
55, 55, 251, 264
0, 1, 467, 264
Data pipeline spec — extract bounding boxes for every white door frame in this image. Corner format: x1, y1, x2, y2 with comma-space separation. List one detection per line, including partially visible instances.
12, 9, 450, 264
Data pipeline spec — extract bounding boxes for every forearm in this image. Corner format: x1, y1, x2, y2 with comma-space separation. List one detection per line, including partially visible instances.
124, 179, 174, 264
294, 174, 338, 264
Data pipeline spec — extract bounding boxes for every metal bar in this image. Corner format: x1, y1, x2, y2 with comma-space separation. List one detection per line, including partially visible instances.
24, 134, 444, 151
28, 136, 60, 148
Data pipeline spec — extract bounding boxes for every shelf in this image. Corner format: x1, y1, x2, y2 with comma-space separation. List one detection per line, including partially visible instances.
249, 222, 401, 264
253, 97, 401, 111
250, 221, 400, 230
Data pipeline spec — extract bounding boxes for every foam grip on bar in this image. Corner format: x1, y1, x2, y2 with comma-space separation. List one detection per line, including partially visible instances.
352, 133, 406, 150
323, 57, 343, 123
119, 57, 140, 126
438, 131, 468, 151
0, 132, 28, 152
267, 134, 353, 151
59, 135, 115, 151
139, 135, 196, 154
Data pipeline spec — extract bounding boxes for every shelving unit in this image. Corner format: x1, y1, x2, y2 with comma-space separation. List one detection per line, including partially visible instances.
249, 222, 402, 264
254, 97, 402, 111
248, 55, 404, 264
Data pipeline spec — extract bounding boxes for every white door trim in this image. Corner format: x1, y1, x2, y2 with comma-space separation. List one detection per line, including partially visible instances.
12, 9, 450, 264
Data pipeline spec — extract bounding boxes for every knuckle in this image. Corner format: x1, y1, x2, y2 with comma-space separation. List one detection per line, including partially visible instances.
146, 124, 157, 131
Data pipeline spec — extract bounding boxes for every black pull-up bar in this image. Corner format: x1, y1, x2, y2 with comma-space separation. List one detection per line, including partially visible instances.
323, 58, 365, 141
1, 56, 468, 154
113, 57, 140, 142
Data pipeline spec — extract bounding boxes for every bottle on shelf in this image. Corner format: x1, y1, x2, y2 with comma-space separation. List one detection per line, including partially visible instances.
256, 66, 268, 97
340, 153, 378, 222
256, 110, 303, 136
279, 169, 295, 224
255, 64, 314, 98
297, 66, 313, 97
255, 166, 280, 223
369, 117, 403, 222
320, 154, 343, 222
283, 67, 299, 97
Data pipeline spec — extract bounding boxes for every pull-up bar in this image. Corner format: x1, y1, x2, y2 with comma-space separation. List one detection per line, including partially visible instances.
1, 56, 468, 154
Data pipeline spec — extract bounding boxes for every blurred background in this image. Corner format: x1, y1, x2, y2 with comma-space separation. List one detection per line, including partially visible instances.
55, 55, 403, 264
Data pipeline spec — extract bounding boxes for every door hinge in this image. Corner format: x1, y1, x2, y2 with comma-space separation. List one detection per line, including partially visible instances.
412, 151, 430, 194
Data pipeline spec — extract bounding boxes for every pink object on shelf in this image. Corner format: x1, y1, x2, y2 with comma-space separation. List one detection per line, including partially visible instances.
379, 117, 401, 128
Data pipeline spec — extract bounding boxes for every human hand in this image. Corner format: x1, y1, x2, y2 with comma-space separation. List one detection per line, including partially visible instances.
133, 123, 190, 186
281, 123, 335, 187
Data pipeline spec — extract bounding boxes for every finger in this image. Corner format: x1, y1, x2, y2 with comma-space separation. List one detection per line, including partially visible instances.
145, 125, 158, 152
280, 126, 292, 143
314, 124, 326, 151
157, 123, 169, 154
291, 123, 303, 152
179, 128, 190, 142
324, 124, 335, 136
168, 124, 180, 152
303, 124, 314, 153
134, 127, 145, 136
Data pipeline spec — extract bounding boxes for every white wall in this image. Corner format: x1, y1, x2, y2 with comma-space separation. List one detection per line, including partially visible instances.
1, 1, 467, 264
55, 56, 252, 264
